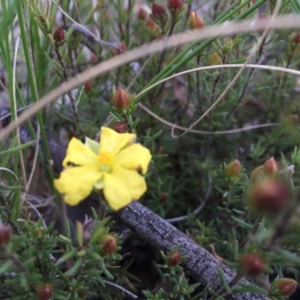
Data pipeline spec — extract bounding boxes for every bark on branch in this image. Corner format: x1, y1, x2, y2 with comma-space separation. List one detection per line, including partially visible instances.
118, 201, 270, 300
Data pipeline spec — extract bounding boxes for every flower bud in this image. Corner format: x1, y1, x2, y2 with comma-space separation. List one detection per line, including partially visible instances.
137, 7, 148, 20
167, 251, 181, 266
263, 157, 278, 176
84, 80, 93, 93
117, 43, 126, 54
113, 122, 128, 133
159, 192, 168, 203
36, 284, 53, 300
240, 253, 265, 276
207, 52, 222, 65
250, 165, 264, 183
152, 3, 165, 17
0, 223, 11, 245
68, 130, 78, 140
225, 159, 241, 180
35, 228, 46, 239
112, 87, 130, 110
101, 235, 117, 255
168, 0, 183, 11
188, 11, 205, 30
248, 178, 290, 215
275, 278, 297, 297
282, 114, 299, 128
293, 33, 300, 44
53, 27, 65, 43
146, 18, 159, 30
288, 114, 299, 126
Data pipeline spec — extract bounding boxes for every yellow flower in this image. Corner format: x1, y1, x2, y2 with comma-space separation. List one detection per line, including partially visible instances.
54, 127, 152, 210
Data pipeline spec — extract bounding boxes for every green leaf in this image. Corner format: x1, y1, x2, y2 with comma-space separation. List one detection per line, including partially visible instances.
0, 141, 35, 159
56, 249, 77, 265
0, 261, 12, 273
232, 284, 268, 295
217, 268, 231, 293
231, 217, 253, 229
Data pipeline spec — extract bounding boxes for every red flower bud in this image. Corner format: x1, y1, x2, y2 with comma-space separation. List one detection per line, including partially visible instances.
112, 87, 130, 110
275, 278, 297, 297
293, 33, 300, 44
117, 43, 126, 54
168, 0, 183, 10
101, 235, 117, 255
167, 251, 181, 266
0, 223, 11, 245
288, 114, 299, 126
152, 3, 165, 17
53, 27, 65, 43
36, 284, 53, 300
137, 7, 148, 20
248, 178, 290, 215
113, 122, 128, 133
240, 253, 265, 276
282, 114, 299, 127
188, 11, 205, 30
225, 159, 241, 180
146, 18, 159, 30
68, 130, 78, 140
159, 192, 168, 203
84, 80, 93, 93
263, 157, 278, 176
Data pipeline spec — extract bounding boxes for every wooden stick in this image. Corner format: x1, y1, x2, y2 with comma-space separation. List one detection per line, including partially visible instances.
118, 201, 270, 300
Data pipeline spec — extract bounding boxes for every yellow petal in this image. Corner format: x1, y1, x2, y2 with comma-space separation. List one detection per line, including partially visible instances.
63, 138, 97, 168
100, 127, 136, 156
54, 166, 101, 206
103, 165, 147, 210
115, 143, 151, 174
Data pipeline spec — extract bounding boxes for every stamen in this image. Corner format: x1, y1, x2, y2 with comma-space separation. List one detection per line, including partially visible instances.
97, 151, 114, 172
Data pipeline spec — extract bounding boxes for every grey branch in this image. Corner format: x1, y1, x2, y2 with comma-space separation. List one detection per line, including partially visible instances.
117, 201, 270, 300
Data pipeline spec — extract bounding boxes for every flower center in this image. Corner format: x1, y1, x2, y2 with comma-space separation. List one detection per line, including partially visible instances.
97, 151, 114, 172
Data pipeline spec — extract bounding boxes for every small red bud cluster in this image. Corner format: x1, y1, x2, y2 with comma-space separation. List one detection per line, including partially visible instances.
53, 27, 65, 46
293, 33, 300, 44
275, 278, 297, 297
0, 223, 11, 246
248, 178, 290, 215
113, 122, 128, 133
263, 157, 278, 175
159, 192, 168, 203
36, 284, 53, 300
137, 7, 148, 20
188, 11, 205, 30
84, 81, 93, 94
167, 251, 181, 266
152, 3, 165, 17
240, 253, 265, 276
101, 235, 117, 255
251, 157, 279, 183
168, 0, 183, 11
111, 87, 130, 110
225, 159, 241, 180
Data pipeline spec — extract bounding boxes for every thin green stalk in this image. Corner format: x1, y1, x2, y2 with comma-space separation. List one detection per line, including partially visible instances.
16, 1, 52, 161
290, 0, 300, 13
0, 0, 18, 175
135, 0, 267, 104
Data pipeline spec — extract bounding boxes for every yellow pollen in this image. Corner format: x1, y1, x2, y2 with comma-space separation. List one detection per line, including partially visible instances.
97, 151, 114, 166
